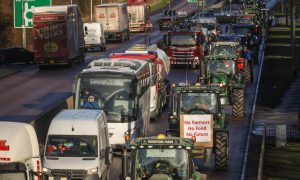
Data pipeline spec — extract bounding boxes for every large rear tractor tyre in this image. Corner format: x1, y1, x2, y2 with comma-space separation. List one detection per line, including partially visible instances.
158, 96, 163, 117
215, 132, 229, 171
244, 67, 251, 84
163, 85, 170, 110
232, 88, 245, 118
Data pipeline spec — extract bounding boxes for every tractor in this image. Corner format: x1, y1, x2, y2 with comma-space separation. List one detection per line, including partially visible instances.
199, 54, 246, 118
209, 41, 253, 83
168, 83, 229, 170
122, 134, 207, 179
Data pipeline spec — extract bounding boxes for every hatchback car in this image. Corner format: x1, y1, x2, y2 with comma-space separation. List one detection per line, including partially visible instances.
0, 48, 34, 66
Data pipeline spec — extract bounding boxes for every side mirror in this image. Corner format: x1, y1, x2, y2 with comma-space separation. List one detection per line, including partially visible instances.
137, 86, 141, 96
105, 147, 112, 165
128, 13, 131, 21
72, 76, 78, 94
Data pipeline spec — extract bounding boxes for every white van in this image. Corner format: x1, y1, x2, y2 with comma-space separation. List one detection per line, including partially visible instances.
84, 22, 106, 51
43, 109, 111, 180
0, 121, 41, 180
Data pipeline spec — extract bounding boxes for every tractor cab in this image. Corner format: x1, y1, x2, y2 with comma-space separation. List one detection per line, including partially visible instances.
209, 42, 253, 84
200, 55, 246, 117
124, 134, 207, 180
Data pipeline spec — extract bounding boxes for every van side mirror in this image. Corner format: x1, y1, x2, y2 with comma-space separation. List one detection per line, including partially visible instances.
84, 26, 88, 35
105, 147, 112, 165
128, 13, 131, 21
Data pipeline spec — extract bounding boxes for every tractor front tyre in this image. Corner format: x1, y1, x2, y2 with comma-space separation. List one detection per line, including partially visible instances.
215, 132, 229, 171
232, 89, 245, 118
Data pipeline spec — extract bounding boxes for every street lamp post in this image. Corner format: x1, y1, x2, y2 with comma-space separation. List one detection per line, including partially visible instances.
90, 0, 93, 21
22, 0, 26, 49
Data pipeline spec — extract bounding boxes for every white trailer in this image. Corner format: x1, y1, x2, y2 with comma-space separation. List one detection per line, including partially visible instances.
43, 109, 111, 180
127, 4, 150, 32
0, 121, 41, 180
125, 44, 171, 119
95, 3, 130, 42
84, 22, 106, 51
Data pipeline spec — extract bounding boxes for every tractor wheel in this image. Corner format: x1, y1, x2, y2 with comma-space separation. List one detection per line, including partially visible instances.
232, 88, 245, 118
215, 131, 229, 171
157, 96, 162, 117
244, 67, 251, 84
163, 85, 170, 110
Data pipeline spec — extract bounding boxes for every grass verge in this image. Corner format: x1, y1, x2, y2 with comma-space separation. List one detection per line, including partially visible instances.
148, 0, 174, 13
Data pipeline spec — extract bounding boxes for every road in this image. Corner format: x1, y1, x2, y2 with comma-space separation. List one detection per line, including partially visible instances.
0, 0, 266, 179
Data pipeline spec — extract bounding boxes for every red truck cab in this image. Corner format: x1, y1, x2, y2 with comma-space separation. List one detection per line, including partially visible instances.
164, 30, 205, 68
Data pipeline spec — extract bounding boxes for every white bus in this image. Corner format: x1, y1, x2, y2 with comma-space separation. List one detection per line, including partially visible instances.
73, 58, 151, 149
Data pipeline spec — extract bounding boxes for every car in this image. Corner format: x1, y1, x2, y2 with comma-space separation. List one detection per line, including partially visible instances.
158, 17, 173, 30
0, 48, 34, 66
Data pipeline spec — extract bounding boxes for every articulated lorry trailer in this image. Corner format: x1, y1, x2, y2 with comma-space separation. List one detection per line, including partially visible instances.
33, 5, 85, 67
95, 3, 130, 42
127, 0, 150, 32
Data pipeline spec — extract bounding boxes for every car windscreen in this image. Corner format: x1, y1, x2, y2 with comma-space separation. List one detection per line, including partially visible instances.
45, 135, 98, 157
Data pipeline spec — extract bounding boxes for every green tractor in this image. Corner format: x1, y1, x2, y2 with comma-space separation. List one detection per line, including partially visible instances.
209, 41, 253, 84
168, 83, 229, 171
199, 54, 246, 118
122, 134, 207, 180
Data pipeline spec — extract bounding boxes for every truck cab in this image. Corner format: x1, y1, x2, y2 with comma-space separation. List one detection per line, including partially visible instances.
43, 109, 111, 180
164, 29, 205, 68
0, 121, 41, 180
123, 134, 207, 180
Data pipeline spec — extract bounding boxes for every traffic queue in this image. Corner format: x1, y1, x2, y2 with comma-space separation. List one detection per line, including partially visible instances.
0, 0, 267, 179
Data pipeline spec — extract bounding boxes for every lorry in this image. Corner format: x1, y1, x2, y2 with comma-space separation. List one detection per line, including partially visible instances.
83, 22, 106, 51
33, 5, 85, 67
95, 3, 130, 42
109, 44, 171, 120
168, 83, 229, 170
42, 109, 111, 180
199, 54, 246, 118
122, 134, 207, 179
164, 29, 206, 68
0, 121, 42, 180
127, 1, 150, 32
72, 58, 151, 149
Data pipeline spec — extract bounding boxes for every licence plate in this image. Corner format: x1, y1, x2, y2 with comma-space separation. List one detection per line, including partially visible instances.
50, 60, 55, 64
48, 177, 67, 180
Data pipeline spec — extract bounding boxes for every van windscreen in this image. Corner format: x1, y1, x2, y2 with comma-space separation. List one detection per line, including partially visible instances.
45, 135, 98, 157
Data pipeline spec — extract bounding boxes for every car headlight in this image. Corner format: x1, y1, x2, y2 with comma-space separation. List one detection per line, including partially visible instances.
88, 167, 98, 175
